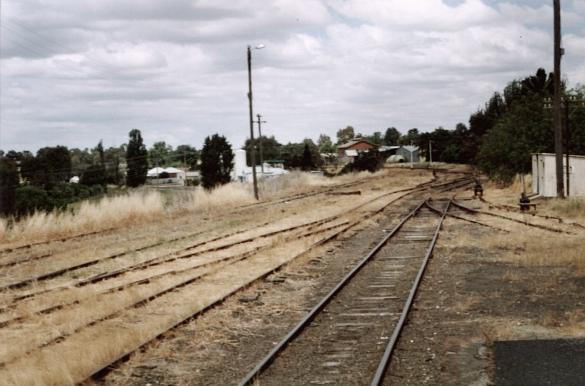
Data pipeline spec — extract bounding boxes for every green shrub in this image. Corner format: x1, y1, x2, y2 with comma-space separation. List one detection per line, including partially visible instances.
15, 186, 53, 215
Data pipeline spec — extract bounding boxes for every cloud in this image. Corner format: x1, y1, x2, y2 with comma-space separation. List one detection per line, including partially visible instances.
1, 0, 584, 152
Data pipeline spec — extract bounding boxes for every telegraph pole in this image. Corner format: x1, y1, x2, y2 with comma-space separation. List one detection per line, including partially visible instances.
256, 114, 267, 173
553, 0, 564, 197
565, 97, 570, 196
428, 140, 432, 167
247, 45, 259, 200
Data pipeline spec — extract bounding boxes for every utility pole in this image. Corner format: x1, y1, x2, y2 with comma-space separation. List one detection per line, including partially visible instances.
247, 45, 259, 200
553, 0, 564, 198
565, 98, 570, 196
256, 114, 267, 173
428, 140, 432, 167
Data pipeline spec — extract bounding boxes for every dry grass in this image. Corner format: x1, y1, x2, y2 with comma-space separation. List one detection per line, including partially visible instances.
542, 197, 585, 220
483, 174, 532, 205
0, 171, 387, 246
478, 229, 585, 273
0, 191, 165, 245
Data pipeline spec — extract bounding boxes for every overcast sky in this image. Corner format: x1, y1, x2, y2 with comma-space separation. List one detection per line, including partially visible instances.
1, 0, 584, 152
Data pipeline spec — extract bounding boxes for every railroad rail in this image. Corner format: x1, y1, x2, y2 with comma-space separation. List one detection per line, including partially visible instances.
451, 200, 575, 234
237, 197, 452, 386
0, 172, 407, 255
0, 173, 473, 385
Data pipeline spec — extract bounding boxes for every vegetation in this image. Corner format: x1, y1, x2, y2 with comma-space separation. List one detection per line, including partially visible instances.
200, 134, 234, 189
126, 129, 149, 188
341, 150, 385, 174
336, 126, 355, 144
0, 157, 19, 215
244, 135, 282, 166
317, 134, 336, 153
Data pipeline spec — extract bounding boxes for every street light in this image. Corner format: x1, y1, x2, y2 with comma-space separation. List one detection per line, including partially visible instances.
247, 44, 265, 200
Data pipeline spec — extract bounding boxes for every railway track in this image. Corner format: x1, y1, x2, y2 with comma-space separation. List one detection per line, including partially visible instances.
451, 200, 576, 234
0, 173, 473, 385
237, 197, 451, 386
0, 173, 398, 255
0, 180, 437, 295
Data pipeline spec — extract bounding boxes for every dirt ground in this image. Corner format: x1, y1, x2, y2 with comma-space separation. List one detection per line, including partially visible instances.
92, 174, 585, 386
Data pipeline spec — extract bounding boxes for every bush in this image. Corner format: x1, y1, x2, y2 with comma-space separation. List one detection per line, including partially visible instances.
340, 151, 384, 174
91, 185, 105, 196
15, 186, 53, 215
0, 158, 19, 215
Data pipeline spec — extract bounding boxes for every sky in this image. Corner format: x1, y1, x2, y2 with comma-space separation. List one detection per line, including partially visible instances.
1, 0, 584, 152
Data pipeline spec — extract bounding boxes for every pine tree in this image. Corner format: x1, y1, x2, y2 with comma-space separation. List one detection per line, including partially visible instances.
301, 143, 313, 170
126, 129, 148, 187
200, 134, 234, 189
0, 156, 19, 215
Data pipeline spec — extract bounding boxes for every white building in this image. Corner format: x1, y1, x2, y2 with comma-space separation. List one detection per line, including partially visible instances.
232, 149, 288, 182
532, 153, 585, 197
147, 167, 186, 185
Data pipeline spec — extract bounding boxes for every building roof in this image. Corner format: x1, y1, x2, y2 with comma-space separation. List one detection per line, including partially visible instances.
533, 153, 585, 160
401, 145, 420, 152
163, 167, 184, 174
378, 145, 400, 151
337, 139, 376, 149
147, 167, 186, 177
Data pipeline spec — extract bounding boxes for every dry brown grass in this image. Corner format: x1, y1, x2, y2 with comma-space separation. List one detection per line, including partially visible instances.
0, 171, 390, 246
483, 174, 532, 205
477, 228, 585, 273
0, 191, 165, 245
540, 197, 585, 220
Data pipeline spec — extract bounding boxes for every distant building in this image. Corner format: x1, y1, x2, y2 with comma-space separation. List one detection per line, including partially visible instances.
532, 153, 585, 197
337, 139, 377, 162
147, 167, 186, 185
232, 149, 288, 182
396, 145, 420, 163
382, 145, 420, 163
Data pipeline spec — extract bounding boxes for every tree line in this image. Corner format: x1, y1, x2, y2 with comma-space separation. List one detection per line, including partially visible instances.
0, 129, 226, 216
3, 68, 584, 215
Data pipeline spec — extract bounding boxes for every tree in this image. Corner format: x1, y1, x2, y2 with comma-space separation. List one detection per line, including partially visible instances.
367, 131, 383, 145
244, 136, 282, 166
126, 129, 149, 187
104, 145, 126, 185
301, 143, 313, 170
336, 126, 355, 145
402, 128, 420, 145
317, 134, 336, 153
15, 186, 52, 215
200, 134, 234, 189
383, 127, 401, 145
81, 140, 107, 187
0, 156, 19, 215
31, 146, 71, 188
149, 141, 173, 167
175, 145, 199, 170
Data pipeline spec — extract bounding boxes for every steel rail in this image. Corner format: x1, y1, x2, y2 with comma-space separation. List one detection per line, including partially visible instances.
0, 221, 355, 367
236, 200, 427, 386
451, 200, 574, 234
84, 190, 429, 383
425, 201, 510, 233
370, 197, 452, 386
0, 220, 350, 329
1, 182, 432, 294
478, 197, 585, 230
82, 176, 466, 384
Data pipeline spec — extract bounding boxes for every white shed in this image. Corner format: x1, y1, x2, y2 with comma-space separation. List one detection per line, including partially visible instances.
532, 153, 585, 197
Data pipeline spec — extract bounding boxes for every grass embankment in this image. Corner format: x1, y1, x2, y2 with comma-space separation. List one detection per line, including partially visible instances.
0, 171, 383, 246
